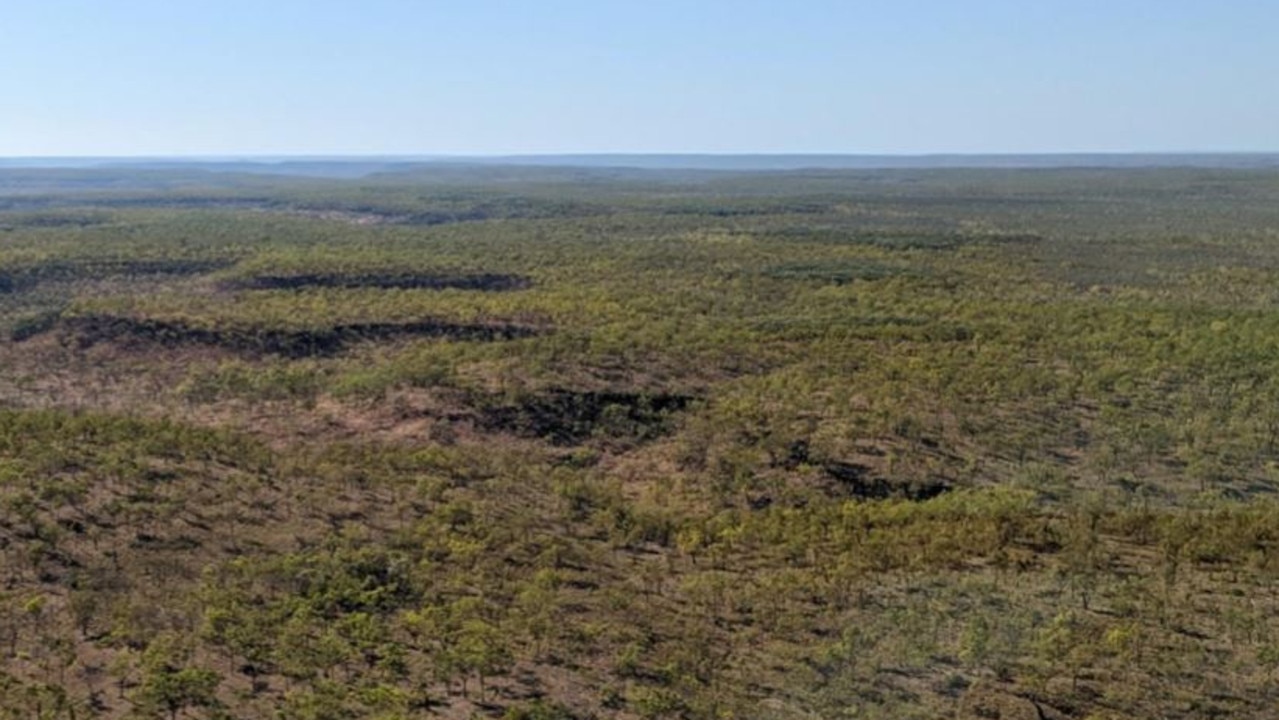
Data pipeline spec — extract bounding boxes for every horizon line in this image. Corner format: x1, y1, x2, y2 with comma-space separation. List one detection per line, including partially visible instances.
3, 150, 1279, 160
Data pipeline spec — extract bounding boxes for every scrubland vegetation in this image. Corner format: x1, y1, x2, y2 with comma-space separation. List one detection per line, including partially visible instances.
2, 164, 1279, 718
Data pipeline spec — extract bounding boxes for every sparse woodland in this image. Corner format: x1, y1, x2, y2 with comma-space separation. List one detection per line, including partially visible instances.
2, 166, 1279, 718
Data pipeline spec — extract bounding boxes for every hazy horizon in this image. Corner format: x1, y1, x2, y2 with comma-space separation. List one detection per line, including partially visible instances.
4, 152, 1279, 177
4, 151, 1279, 160
3, 1, 1276, 157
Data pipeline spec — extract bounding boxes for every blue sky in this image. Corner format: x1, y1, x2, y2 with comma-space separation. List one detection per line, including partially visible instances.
2, 0, 1275, 156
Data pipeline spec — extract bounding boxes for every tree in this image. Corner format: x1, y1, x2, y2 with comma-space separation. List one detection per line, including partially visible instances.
454, 618, 512, 699
133, 666, 221, 720
131, 633, 223, 720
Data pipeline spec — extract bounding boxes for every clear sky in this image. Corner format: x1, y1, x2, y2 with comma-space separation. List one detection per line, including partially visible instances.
2, 0, 1275, 156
